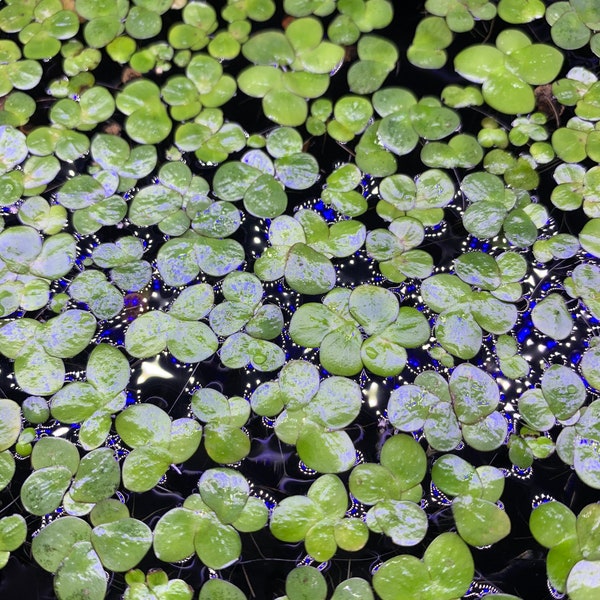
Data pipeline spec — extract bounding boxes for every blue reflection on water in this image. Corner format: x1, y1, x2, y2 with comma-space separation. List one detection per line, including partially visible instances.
313, 199, 335, 222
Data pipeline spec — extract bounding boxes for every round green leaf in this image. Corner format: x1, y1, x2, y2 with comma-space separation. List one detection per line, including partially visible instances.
574, 438, 600, 489
0, 514, 26, 552
270, 496, 321, 543
297, 423, 357, 473
449, 363, 499, 424
331, 577, 374, 600
373, 554, 428, 600
387, 385, 438, 432
32, 516, 92, 572
567, 560, 600, 600
0, 399, 20, 452
577, 503, 600, 560
121, 446, 171, 493
154, 507, 198, 563
116, 403, 171, 448
91, 517, 152, 572
319, 323, 363, 376
423, 532, 475, 597
452, 496, 511, 546
435, 308, 482, 360
70, 447, 120, 503
380, 433, 427, 491
199, 468, 249, 524
370, 500, 428, 546
54, 541, 106, 600
541, 364, 586, 420
0, 451, 15, 493
285, 243, 336, 295
243, 173, 287, 218
309, 376, 361, 428
286, 566, 327, 600
31, 437, 80, 474
21, 465, 72, 516
199, 579, 247, 600
461, 411, 508, 451
194, 518, 241, 570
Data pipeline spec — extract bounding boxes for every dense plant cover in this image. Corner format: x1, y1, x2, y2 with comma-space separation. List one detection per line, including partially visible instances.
0, 0, 599, 598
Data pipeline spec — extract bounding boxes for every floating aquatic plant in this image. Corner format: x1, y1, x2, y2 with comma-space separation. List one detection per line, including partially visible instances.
0, 0, 600, 598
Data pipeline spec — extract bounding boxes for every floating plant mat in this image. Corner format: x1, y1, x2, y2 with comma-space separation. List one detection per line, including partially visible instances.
1, 0, 600, 599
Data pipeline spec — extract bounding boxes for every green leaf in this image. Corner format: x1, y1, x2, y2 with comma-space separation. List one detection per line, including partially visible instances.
461, 411, 508, 451
349, 285, 398, 335
42, 309, 97, 359
91, 518, 152, 572
334, 518, 369, 553
31, 437, 80, 474
423, 532, 474, 598
453, 495, 511, 546
449, 363, 499, 424
331, 578, 374, 600
380, 434, 427, 492
319, 323, 363, 376
567, 560, 600, 600
50, 382, 99, 424
388, 384, 438, 432
285, 243, 336, 295
296, 422, 357, 473
270, 495, 321, 542
90, 499, 130, 527
194, 517, 241, 569
517, 389, 555, 431
0, 451, 15, 493
378, 113, 420, 156
373, 554, 428, 600
531, 294, 573, 340
243, 173, 287, 218
421, 274, 472, 313
116, 403, 172, 448
263, 89, 308, 126
32, 516, 92, 572
199, 468, 249, 524
424, 401, 462, 451
435, 308, 482, 360
505, 44, 564, 85
574, 438, 600, 489
121, 446, 171, 493
0, 514, 26, 552
231, 495, 269, 533
349, 463, 400, 505
0, 399, 20, 451
21, 465, 72, 516
169, 418, 203, 464
243, 30, 294, 65
309, 376, 361, 428
454, 251, 501, 290
70, 447, 120, 503
199, 579, 247, 600
432, 454, 479, 498
54, 541, 107, 600
369, 500, 428, 546
576, 503, 600, 560
153, 507, 199, 563
482, 71, 536, 114
87, 343, 130, 396
541, 364, 586, 420
307, 474, 348, 518
286, 566, 327, 600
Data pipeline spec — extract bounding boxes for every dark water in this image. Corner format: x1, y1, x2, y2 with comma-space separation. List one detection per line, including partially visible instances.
1, 1, 599, 599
